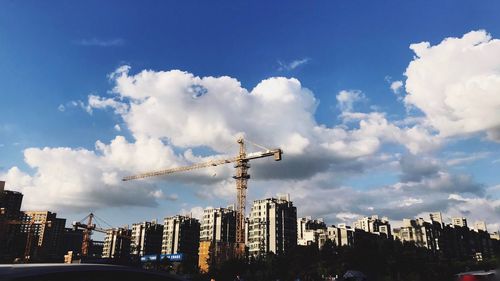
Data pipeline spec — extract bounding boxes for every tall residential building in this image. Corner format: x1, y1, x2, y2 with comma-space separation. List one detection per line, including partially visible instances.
393, 218, 441, 253
0, 181, 23, 219
0, 181, 24, 262
162, 215, 200, 258
337, 224, 355, 247
200, 206, 236, 243
130, 220, 163, 257
354, 215, 392, 237
102, 228, 132, 260
452, 217, 468, 228
21, 211, 66, 261
247, 195, 297, 256
297, 217, 327, 248
198, 206, 237, 272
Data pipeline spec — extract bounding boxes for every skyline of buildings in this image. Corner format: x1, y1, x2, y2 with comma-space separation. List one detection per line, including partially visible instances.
2, 179, 500, 267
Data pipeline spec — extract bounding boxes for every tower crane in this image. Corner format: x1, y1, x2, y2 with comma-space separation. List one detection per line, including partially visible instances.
6, 220, 52, 262
73, 213, 130, 257
122, 138, 282, 245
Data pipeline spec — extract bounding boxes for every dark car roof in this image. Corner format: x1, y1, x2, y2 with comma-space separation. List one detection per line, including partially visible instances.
0, 264, 186, 281
456, 270, 497, 276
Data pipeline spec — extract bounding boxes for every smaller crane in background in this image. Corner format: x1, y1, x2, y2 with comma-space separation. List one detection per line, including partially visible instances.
73, 212, 130, 257
6, 220, 52, 262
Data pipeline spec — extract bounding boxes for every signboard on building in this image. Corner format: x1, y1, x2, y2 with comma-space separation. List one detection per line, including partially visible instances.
160, 253, 184, 262
140, 253, 184, 263
140, 255, 158, 262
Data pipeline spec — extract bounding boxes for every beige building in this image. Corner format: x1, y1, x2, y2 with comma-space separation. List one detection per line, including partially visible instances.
162, 215, 199, 260
354, 215, 391, 237
102, 228, 132, 259
297, 217, 327, 248
21, 211, 66, 261
198, 206, 237, 272
452, 217, 468, 227
247, 195, 297, 256
130, 220, 163, 257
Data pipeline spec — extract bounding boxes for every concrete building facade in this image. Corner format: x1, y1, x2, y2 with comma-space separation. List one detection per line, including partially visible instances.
102, 228, 132, 260
130, 220, 163, 257
198, 206, 237, 272
354, 215, 392, 238
297, 217, 327, 248
21, 211, 66, 261
0, 181, 24, 262
162, 215, 200, 258
247, 195, 297, 256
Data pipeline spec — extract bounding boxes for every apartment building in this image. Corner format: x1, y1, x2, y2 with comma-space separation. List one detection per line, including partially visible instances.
247, 195, 297, 256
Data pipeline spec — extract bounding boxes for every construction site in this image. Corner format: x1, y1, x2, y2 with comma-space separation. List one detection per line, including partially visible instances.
0, 138, 286, 271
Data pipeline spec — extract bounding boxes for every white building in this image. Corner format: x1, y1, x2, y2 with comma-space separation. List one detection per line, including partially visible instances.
452, 217, 468, 228
162, 215, 200, 257
247, 195, 297, 256
297, 217, 327, 248
353, 215, 391, 237
102, 228, 132, 259
200, 206, 236, 243
130, 220, 163, 256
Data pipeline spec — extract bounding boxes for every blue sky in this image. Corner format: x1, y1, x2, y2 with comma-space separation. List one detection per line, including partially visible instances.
1, 1, 500, 231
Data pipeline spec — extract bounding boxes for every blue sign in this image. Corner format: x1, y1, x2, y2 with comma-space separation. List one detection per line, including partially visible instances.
160, 253, 184, 262
140, 253, 184, 263
140, 255, 158, 262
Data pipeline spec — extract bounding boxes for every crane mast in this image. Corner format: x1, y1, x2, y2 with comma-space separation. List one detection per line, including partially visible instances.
234, 138, 250, 244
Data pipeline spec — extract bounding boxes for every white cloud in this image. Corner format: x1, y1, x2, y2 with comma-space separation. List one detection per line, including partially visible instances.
3, 64, 451, 212
75, 38, 124, 47
87, 95, 129, 115
6, 29, 500, 224
57, 104, 66, 112
390, 80, 403, 94
0, 136, 210, 212
278, 58, 310, 71
399, 197, 423, 207
404, 30, 500, 141
445, 152, 490, 166
114, 124, 121, 132
336, 90, 365, 112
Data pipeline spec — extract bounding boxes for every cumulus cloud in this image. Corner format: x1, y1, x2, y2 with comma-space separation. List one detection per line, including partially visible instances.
2, 66, 441, 212
390, 80, 403, 94
404, 30, 500, 141
0, 136, 220, 212
336, 90, 365, 112
3, 30, 500, 227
